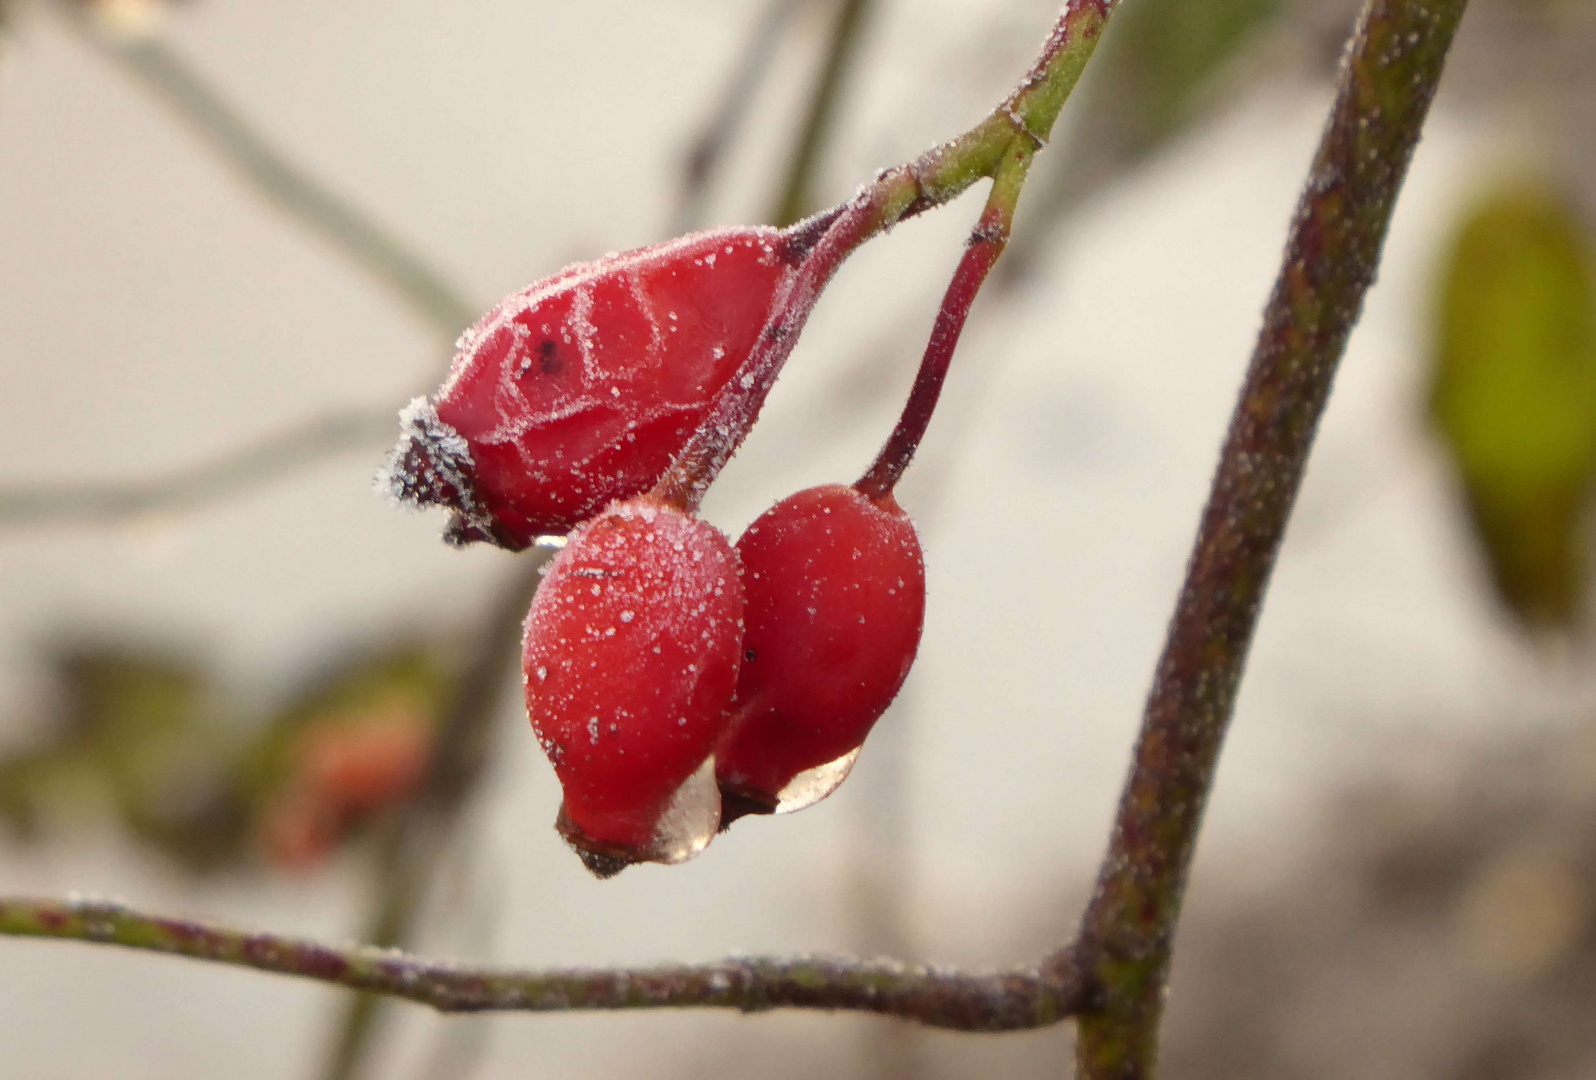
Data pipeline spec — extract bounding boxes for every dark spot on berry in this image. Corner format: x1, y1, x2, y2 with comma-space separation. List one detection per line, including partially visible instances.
538, 339, 562, 375
744, 649, 757, 662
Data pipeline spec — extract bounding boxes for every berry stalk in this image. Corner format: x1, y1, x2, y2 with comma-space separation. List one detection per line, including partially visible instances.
855, 144, 1032, 501
650, 0, 1123, 514
649, 170, 922, 511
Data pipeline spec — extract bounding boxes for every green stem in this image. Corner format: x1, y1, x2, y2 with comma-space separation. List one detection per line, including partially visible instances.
1074, 2, 1472, 1076
0, 897, 1091, 1031
654, 0, 1123, 508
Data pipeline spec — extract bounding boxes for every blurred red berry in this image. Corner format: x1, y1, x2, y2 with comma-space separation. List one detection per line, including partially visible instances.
384, 228, 797, 549
302, 710, 432, 815
259, 708, 435, 871
716, 484, 925, 820
261, 791, 340, 871
523, 496, 744, 875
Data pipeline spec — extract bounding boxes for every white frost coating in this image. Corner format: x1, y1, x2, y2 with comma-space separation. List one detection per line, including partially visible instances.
568, 279, 600, 384
399, 396, 468, 461
772, 747, 862, 814
375, 396, 480, 513
439, 226, 783, 399
651, 755, 720, 864
630, 268, 665, 363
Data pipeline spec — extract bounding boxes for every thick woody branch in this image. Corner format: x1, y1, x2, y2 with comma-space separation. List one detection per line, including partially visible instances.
0, 897, 1093, 1032
1074, 1, 1472, 1076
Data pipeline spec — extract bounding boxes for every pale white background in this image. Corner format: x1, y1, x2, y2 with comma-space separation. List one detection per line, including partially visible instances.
0, 1, 1582, 1077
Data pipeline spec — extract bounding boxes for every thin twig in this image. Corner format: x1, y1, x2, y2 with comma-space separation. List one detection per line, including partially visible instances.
319, 558, 547, 1080
0, 897, 1093, 1032
66, 8, 477, 337
0, 408, 397, 526
771, 0, 877, 227
1073, 2, 1471, 1076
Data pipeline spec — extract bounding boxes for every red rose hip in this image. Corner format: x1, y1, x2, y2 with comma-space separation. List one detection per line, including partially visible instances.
523, 496, 744, 875
716, 484, 925, 819
384, 228, 797, 549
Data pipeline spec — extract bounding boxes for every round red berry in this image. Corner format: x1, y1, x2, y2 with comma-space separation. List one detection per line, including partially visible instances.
716, 484, 925, 818
523, 497, 744, 874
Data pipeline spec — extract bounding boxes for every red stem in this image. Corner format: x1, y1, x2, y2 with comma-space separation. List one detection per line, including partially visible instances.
854, 215, 1006, 500
650, 170, 920, 511
855, 147, 1027, 500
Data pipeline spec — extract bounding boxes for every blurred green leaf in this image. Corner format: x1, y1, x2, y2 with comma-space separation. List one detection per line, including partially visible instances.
0, 640, 454, 873
1430, 182, 1596, 629
1092, 0, 1283, 153
0, 646, 248, 869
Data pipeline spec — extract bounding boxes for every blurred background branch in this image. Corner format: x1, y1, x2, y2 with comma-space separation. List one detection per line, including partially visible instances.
0, 408, 397, 527
672, 0, 806, 235
60, 0, 476, 338
771, 0, 877, 227
317, 557, 545, 1080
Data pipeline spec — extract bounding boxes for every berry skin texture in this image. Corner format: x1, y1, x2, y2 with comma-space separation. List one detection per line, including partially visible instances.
385, 228, 796, 549
523, 496, 744, 875
716, 484, 925, 819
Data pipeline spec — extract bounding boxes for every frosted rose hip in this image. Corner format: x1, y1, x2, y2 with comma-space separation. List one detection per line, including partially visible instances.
716, 484, 925, 819
523, 496, 744, 875
385, 228, 796, 548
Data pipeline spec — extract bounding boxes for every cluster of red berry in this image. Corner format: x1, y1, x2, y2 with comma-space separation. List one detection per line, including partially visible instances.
384, 189, 1001, 875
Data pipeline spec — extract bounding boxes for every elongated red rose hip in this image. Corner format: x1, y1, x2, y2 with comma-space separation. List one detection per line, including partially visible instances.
716, 484, 924, 820
712, 173, 1016, 825
523, 496, 744, 875
385, 228, 797, 548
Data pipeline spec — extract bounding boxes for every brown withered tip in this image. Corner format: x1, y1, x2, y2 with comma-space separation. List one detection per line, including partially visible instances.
555, 807, 639, 880
383, 399, 476, 511
716, 786, 777, 832
382, 397, 527, 551
573, 847, 632, 880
